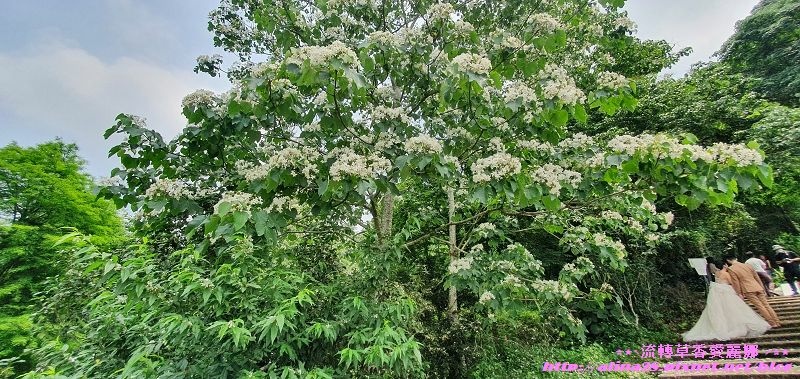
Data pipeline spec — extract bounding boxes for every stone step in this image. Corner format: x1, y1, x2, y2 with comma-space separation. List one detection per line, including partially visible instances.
672, 348, 800, 361
766, 326, 800, 334
657, 357, 800, 378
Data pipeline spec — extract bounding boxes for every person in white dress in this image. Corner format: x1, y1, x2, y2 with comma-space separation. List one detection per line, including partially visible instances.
682, 263, 772, 342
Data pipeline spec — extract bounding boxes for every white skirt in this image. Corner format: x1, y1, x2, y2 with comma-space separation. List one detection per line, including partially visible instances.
682, 282, 771, 342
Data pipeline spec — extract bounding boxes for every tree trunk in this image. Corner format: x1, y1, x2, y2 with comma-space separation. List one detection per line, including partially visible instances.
376, 192, 394, 250
447, 187, 458, 322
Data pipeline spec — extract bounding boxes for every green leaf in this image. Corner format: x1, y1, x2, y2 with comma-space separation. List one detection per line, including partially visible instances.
549, 109, 569, 127
217, 202, 232, 217
573, 104, 587, 123
232, 211, 249, 231
542, 195, 561, 211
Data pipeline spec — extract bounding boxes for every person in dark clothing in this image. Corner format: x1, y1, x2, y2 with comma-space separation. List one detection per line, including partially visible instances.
773, 245, 800, 295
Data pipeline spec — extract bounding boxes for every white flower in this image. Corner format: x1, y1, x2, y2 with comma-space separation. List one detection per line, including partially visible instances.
479, 291, 496, 304
709, 143, 764, 166
367, 31, 398, 47
488, 137, 505, 152
641, 200, 657, 214
453, 20, 475, 35
614, 15, 637, 32
267, 196, 302, 213
182, 89, 217, 109
501, 274, 525, 288
531, 163, 582, 195
471, 152, 522, 183
475, 222, 496, 237
518, 140, 556, 154
532, 13, 563, 33
239, 146, 320, 182
558, 133, 594, 150
539, 64, 586, 105
452, 53, 492, 75
503, 80, 538, 106
442, 155, 459, 166
286, 41, 361, 70
214, 191, 259, 214
370, 105, 414, 125
448, 256, 475, 273
200, 278, 215, 289
601, 211, 624, 221
663, 212, 675, 226
328, 148, 392, 181
426, 2, 455, 22
597, 71, 629, 90
405, 134, 443, 155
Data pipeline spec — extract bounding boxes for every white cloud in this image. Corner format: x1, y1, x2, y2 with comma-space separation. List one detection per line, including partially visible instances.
0, 40, 229, 177
625, 0, 759, 76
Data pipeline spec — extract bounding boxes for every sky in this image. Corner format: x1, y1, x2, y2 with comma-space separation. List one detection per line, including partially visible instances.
0, 0, 761, 179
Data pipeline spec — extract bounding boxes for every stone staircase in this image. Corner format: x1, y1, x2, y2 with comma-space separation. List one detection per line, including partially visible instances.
658, 295, 800, 378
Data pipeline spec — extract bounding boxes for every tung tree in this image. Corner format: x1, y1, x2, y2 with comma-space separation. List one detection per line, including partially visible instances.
82, 0, 775, 376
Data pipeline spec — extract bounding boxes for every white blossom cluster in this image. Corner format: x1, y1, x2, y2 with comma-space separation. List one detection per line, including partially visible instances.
373, 86, 402, 101
662, 211, 675, 226
539, 64, 586, 105
213, 191, 259, 214
491, 117, 509, 132
471, 152, 522, 183
370, 105, 414, 125
503, 80, 538, 105
530, 280, 575, 301
626, 218, 644, 232
501, 274, 525, 288
605, 134, 763, 167
426, 2, 455, 22
531, 163, 582, 195
199, 278, 215, 289
479, 291, 496, 304
587, 152, 606, 167
270, 78, 300, 99
286, 41, 361, 70
592, 232, 626, 259
398, 26, 435, 47
442, 155, 459, 166
373, 130, 401, 150
489, 137, 505, 152
502, 35, 525, 49
601, 210, 624, 221
475, 222, 497, 237
518, 139, 556, 154
641, 199, 657, 214
614, 15, 637, 32
267, 196, 302, 213
596, 71, 629, 90
562, 256, 595, 279
182, 89, 218, 109
709, 143, 765, 167
247, 62, 278, 79
367, 31, 398, 47
237, 146, 319, 182
404, 134, 443, 155
452, 53, 492, 75
327, 0, 377, 10
196, 54, 222, 69
453, 20, 475, 35
558, 133, 595, 150
531, 13, 564, 33
145, 178, 212, 200
448, 256, 475, 274
494, 260, 516, 271
328, 148, 392, 181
